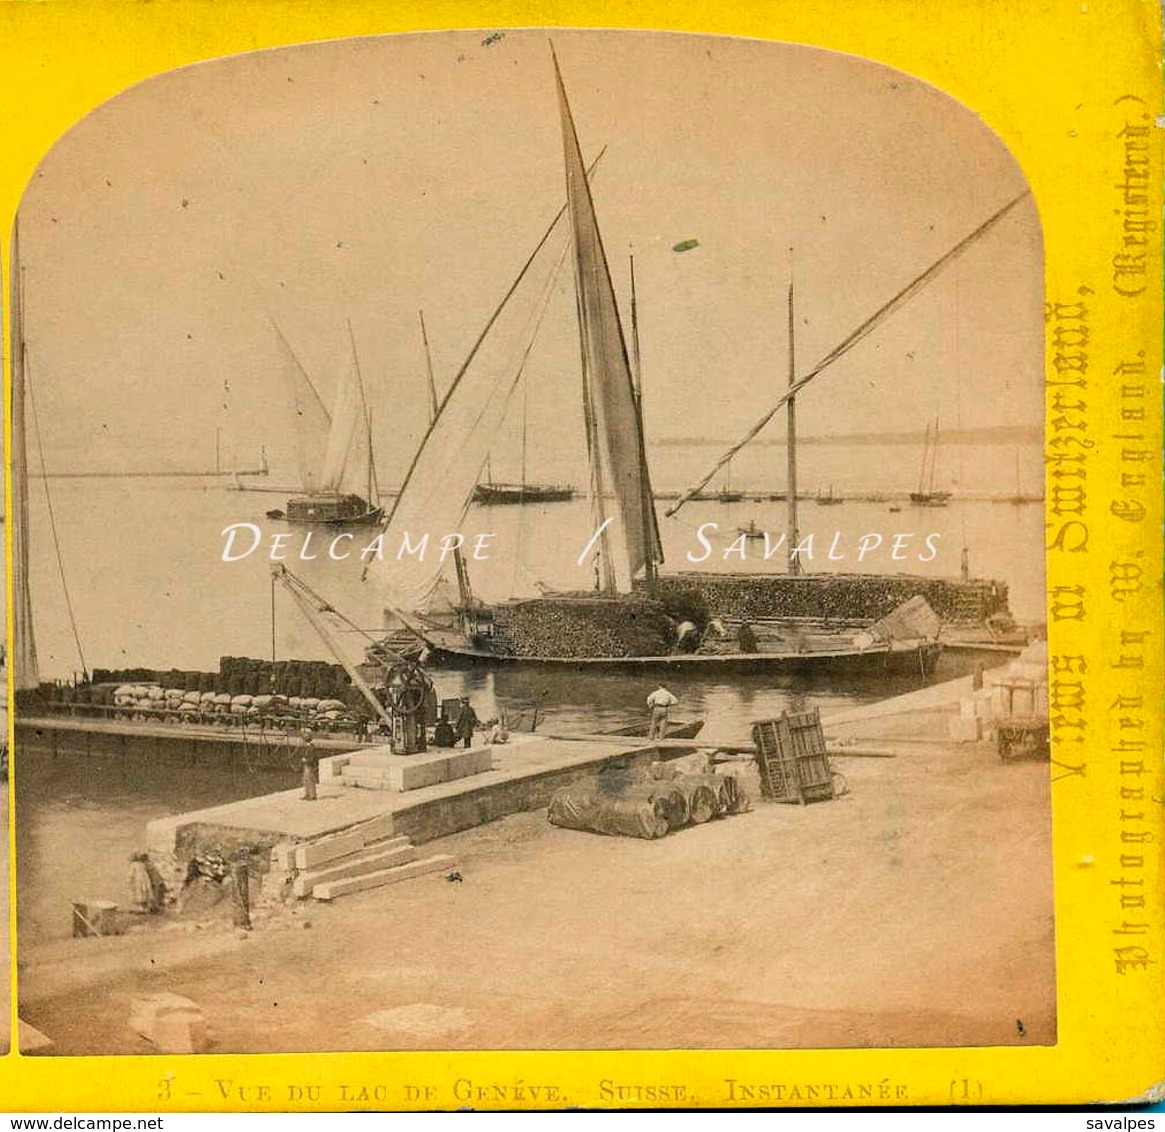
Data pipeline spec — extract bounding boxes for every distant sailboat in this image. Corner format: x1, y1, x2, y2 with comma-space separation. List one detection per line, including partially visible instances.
271, 324, 384, 525
815, 484, 843, 505
716, 460, 744, 503
910, 417, 952, 507
1008, 448, 1029, 505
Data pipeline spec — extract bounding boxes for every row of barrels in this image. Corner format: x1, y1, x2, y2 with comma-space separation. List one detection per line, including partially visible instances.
88, 657, 355, 702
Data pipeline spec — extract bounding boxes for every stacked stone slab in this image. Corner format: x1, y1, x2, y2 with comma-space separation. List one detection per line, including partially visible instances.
268, 813, 455, 903
950, 640, 1049, 743
318, 745, 493, 792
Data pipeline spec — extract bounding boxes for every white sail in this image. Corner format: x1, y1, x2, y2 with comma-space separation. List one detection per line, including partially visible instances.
318, 344, 372, 499
273, 323, 331, 494
553, 52, 662, 583
11, 221, 40, 690
374, 201, 574, 612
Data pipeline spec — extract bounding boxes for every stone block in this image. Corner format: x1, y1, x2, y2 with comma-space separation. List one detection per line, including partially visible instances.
294, 842, 417, 898
313, 854, 456, 901
344, 745, 396, 767
949, 715, 981, 743
340, 771, 395, 790
353, 813, 395, 845
959, 697, 977, 718
293, 828, 367, 871
318, 754, 351, 782
270, 842, 296, 871
128, 993, 211, 1054
387, 759, 448, 791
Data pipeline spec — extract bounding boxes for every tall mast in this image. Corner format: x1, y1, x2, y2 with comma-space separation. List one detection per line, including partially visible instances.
917, 419, 932, 495
11, 219, 41, 690
346, 319, 378, 506
929, 414, 941, 493
786, 253, 800, 576
629, 252, 657, 589
417, 312, 472, 606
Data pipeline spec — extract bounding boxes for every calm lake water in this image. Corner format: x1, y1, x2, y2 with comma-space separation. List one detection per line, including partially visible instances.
17, 460, 1045, 942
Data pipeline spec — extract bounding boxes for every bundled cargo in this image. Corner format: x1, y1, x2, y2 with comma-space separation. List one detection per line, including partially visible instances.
547, 784, 669, 839
638, 572, 1011, 628
495, 596, 675, 658
547, 767, 747, 838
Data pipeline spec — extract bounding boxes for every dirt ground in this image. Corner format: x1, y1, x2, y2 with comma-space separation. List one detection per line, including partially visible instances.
19, 738, 1055, 1055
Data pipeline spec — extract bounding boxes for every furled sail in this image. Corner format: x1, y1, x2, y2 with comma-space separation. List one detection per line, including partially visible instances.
553, 50, 663, 583
10, 221, 40, 691
373, 191, 575, 613
272, 322, 332, 494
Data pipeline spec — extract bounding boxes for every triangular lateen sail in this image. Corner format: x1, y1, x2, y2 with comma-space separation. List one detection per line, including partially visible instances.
553, 49, 663, 582
318, 337, 373, 499
371, 180, 576, 613
272, 321, 331, 494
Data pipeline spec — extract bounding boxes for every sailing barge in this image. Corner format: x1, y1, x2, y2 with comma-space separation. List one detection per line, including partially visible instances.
268, 324, 384, 525
358, 50, 1033, 677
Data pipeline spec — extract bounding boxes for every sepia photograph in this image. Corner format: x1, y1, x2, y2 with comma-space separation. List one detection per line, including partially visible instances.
10, 28, 1053, 1056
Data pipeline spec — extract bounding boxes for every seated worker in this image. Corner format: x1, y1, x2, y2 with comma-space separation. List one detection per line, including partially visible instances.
433, 715, 456, 748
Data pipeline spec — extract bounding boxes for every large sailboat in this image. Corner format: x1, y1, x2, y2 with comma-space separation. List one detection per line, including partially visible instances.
367, 52, 945, 676
270, 325, 384, 525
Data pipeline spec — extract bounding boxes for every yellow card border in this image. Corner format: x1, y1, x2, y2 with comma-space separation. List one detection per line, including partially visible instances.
2, 0, 1162, 1110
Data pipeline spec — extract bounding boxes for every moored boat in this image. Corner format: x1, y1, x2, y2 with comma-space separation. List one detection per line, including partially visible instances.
273, 323, 384, 526
472, 481, 574, 505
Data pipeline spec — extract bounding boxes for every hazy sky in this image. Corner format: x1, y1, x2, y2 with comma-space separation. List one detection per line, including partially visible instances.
18, 28, 1042, 489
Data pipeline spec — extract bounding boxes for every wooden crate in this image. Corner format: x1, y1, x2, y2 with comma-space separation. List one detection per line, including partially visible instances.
751, 710, 835, 804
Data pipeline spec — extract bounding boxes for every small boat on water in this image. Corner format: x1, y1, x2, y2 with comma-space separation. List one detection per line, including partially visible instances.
272, 323, 384, 525
815, 485, 843, 505
606, 719, 705, 740
472, 481, 575, 505
737, 519, 766, 540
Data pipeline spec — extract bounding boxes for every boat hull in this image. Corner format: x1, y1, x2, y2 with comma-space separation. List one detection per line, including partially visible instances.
472, 483, 574, 505
421, 636, 943, 678
282, 494, 384, 525
605, 719, 706, 740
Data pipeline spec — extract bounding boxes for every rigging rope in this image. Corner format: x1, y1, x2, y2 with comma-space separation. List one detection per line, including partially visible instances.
26, 346, 88, 678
